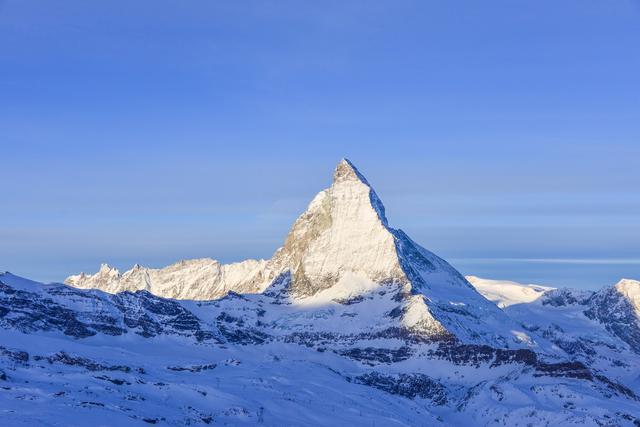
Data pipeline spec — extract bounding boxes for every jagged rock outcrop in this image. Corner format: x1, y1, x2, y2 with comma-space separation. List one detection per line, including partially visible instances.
0, 273, 220, 342
585, 279, 640, 353
66, 258, 274, 300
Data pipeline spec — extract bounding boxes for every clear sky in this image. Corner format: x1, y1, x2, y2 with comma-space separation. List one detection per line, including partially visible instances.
1, 1, 639, 288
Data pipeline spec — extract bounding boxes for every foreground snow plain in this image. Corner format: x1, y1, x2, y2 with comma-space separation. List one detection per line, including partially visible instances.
3, 271, 639, 426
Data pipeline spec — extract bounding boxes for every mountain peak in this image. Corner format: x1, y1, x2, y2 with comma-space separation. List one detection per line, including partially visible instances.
333, 158, 370, 186
614, 278, 640, 313
63, 159, 527, 348
330, 159, 387, 226
277, 159, 399, 297
99, 263, 119, 276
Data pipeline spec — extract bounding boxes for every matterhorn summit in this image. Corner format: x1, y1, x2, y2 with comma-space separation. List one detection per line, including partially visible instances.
271, 158, 403, 297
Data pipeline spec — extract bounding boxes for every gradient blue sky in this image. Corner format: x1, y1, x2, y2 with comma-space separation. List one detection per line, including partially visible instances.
1, 1, 639, 288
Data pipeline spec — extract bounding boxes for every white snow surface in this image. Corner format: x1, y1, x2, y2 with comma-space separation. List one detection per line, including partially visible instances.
2, 270, 640, 426
1, 160, 639, 426
66, 258, 272, 300
466, 276, 555, 308
470, 275, 640, 392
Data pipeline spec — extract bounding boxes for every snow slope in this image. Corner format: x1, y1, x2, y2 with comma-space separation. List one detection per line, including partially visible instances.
466, 276, 555, 308
1, 160, 638, 426
2, 271, 639, 426
469, 276, 640, 394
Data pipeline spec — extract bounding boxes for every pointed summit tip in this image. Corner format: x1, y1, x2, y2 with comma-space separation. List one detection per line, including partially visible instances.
333, 158, 371, 186
331, 158, 387, 225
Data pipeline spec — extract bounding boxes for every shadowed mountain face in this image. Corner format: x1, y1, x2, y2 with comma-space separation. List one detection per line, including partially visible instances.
585, 279, 640, 354
2, 160, 639, 426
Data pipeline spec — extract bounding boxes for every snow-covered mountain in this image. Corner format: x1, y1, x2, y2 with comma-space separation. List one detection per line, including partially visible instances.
468, 276, 640, 393
467, 276, 640, 357
66, 258, 271, 301
4, 269, 640, 426
585, 279, 640, 354
466, 276, 555, 308
65, 159, 538, 350
2, 160, 639, 426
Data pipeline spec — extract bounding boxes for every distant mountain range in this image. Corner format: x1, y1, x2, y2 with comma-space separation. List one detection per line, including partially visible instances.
1, 160, 638, 426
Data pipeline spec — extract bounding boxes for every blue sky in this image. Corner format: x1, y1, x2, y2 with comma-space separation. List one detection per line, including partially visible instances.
1, 1, 639, 288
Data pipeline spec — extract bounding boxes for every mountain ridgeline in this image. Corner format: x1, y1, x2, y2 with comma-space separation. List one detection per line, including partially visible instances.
65, 159, 534, 349
1, 159, 639, 426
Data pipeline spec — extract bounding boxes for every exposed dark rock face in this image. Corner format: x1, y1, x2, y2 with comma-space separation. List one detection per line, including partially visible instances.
391, 229, 437, 289
33, 351, 132, 372
0, 280, 221, 342
533, 361, 592, 380
431, 342, 637, 399
593, 375, 638, 400
338, 347, 413, 364
333, 295, 365, 305
429, 343, 537, 367
542, 289, 592, 307
354, 372, 448, 405
218, 324, 269, 345
260, 271, 293, 304
94, 375, 131, 386
0, 346, 30, 364
585, 284, 640, 354
0, 281, 97, 338
167, 364, 217, 372
111, 291, 220, 341
550, 338, 598, 358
